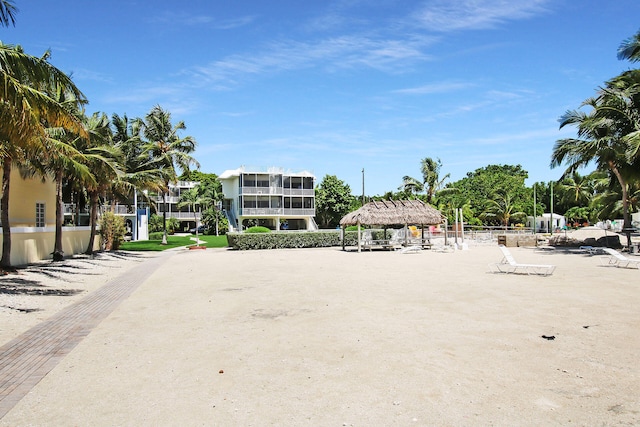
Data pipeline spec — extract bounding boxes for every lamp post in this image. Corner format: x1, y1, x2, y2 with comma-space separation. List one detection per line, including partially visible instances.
361, 168, 365, 206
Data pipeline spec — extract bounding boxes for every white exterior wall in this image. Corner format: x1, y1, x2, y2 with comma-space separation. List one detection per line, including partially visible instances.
527, 213, 566, 232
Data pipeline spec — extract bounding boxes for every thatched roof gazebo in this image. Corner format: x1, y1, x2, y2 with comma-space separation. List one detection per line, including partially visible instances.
339, 200, 445, 251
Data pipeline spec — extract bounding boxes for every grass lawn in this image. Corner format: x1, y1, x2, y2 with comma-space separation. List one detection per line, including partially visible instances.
120, 234, 229, 251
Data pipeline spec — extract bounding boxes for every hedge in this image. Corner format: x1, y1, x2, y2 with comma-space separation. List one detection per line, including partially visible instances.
226, 230, 364, 250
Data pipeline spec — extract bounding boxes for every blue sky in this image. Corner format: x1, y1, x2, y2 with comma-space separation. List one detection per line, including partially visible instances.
3, 1, 639, 195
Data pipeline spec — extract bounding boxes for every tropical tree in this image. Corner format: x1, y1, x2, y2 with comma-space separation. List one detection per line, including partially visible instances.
557, 171, 594, 209
0, 0, 17, 27
0, 43, 86, 269
551, 78, 639, 247
315, 175, 355, 228
617, 29, 640, 63
110, 113, 164, 209
38, 92, 100, 260
190, 172, 224, 235
438, 164, 529, 224
398, 175, 423, 197
421, 157, 450, 204
78, 112, 123, 255
177, 187, 203, 244
481, 190, 526, 229
141, 106, 199, 244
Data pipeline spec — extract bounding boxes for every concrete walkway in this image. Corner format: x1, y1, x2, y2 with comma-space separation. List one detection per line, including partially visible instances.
0, 252, 171, 419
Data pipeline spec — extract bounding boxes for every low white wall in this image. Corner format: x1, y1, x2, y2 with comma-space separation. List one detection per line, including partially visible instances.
0, 226, 102, 266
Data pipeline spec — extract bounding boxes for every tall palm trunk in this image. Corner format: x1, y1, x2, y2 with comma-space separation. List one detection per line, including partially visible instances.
1, 159, 13, 270
84, 191, 99, 255
52, 170, 65, 261
162, 189, 168, 245
609, 161, 633, 248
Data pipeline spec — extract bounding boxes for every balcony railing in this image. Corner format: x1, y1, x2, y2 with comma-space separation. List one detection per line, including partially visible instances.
175, 180, 199, 189
240, 186, 283, 195
103, 205, 136, 215
165, 212, 201, 220
284, 208, 315, 216
283, 188, 314, 196
239, 186, 314, 196
240, 208, 315, 216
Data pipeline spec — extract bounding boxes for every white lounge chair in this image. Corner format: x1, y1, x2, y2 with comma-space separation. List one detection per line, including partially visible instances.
399, 245, 422, 254
489, 245, 556, 276
599, 248, 640, 269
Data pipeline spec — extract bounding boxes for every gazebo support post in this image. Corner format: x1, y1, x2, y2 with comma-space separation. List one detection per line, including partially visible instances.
341, 225, 345, 251
404, 224, 408, 247
357, 221, 361, 253
444, 218, 448, 246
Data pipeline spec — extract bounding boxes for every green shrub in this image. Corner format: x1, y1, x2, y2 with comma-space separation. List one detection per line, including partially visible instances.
226, 230, 360, 250
245, 226, 271, 233
148, 231, 164, 240
100, 211, 126, 251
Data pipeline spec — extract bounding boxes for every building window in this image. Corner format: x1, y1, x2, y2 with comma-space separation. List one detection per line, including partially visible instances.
36, 202, 45, 227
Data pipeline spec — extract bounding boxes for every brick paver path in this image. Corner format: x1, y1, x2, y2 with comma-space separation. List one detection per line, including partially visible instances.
0, 252, 171, 419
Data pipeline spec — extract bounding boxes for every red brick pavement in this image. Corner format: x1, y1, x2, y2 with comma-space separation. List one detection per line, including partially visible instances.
0, 252, 171, 419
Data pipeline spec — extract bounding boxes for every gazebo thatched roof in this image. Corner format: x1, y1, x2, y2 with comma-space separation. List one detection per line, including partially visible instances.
339, 199, 444, 227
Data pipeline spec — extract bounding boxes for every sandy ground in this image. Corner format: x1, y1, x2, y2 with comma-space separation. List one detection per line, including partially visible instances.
1, 243, 639, 426
0, 251, 159, 345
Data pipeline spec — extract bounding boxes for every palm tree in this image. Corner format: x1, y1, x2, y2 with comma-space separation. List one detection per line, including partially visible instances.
78, 112, 124, 255
110, 113, 164, 207
559, 171, 594, 206
482, 190, 526, 229
0, 0, 17, 27
617, 29, 640, 62
420, 157, 449, 204
177, 187, 204, 245
551, 90, 636, 247
0, 42, 86, 269
141, 105, 199, 244
398, 176, 423, 197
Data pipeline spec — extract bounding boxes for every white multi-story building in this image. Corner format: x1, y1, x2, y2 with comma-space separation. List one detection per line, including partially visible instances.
152, 180, 201, 231
220, 167, 317, 232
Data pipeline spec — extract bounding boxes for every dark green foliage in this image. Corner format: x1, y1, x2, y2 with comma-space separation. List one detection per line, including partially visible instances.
227, 231, 360, 250
148, 231, 164, 240
437, 164, 530, 225
315, 175, 356, 228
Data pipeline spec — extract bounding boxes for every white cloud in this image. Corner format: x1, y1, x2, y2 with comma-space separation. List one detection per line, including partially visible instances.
413, 0, 550, 32
147, 12, 255, 29
188, 34, 434, 86
393, 81, 474, 94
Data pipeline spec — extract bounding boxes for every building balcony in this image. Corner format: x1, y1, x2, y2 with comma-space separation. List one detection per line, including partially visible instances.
240, 186, 283, 195
102, 205, 136, 215
164, 212, 201, 220
283, 188, 314, 196
240, 208, 315, 217
176, 180, 199, 189
239, 186, 314, 196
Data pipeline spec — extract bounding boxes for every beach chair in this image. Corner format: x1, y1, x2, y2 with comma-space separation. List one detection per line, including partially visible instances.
489, 245, 556, 276
599, 248, 640, 269
399, 245, 421, 254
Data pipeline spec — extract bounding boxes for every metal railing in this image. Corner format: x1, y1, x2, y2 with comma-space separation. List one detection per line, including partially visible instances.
240, 208, 315, 216
283, 188, 314, 196
165, 212, 201, 220
240, 186, 283, 195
